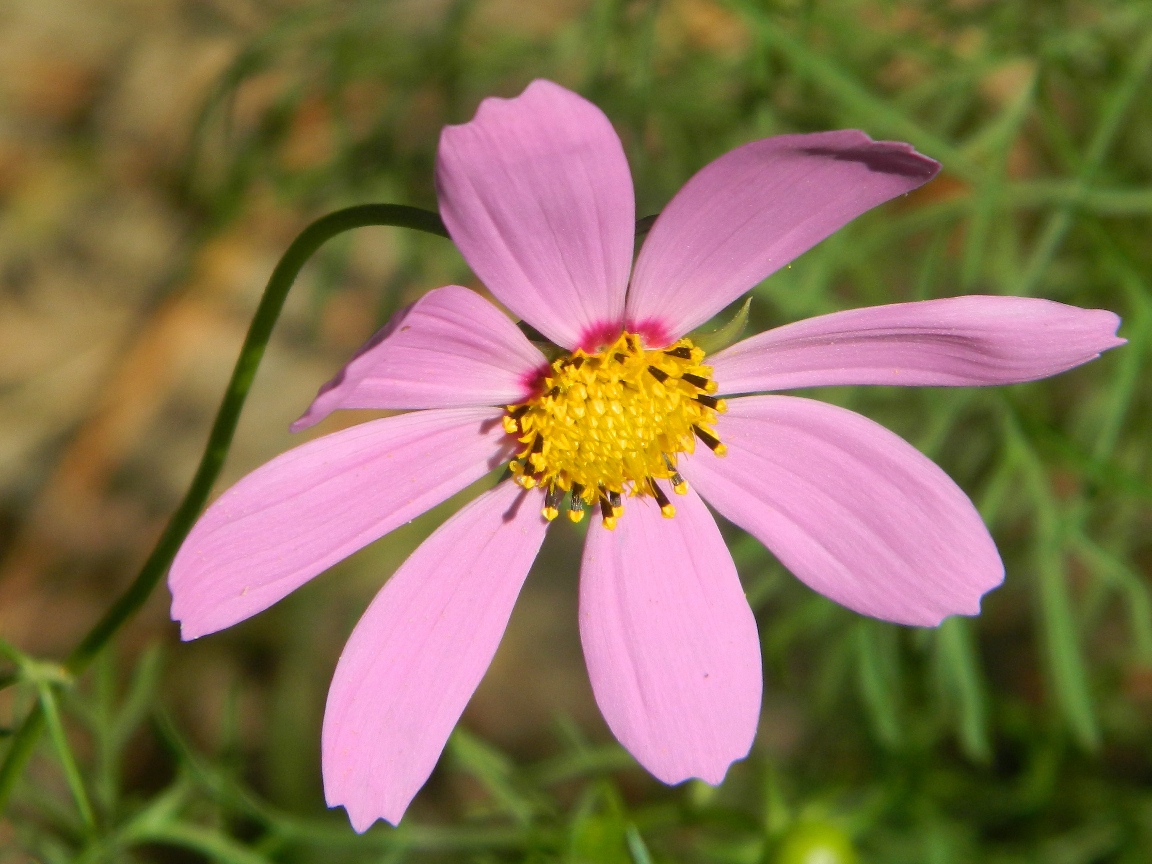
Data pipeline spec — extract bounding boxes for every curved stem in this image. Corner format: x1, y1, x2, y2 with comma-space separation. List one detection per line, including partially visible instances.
0, 203, 449, 813
68, 204, 446, 671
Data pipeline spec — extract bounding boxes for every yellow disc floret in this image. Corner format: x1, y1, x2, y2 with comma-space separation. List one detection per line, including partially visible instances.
503, 332, 726, 528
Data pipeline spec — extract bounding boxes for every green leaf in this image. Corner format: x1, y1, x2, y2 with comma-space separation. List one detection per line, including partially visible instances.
625, 824, 654, 864
1007, 417, 1100, 749
691, 296, 752, 355
448, 728, 543, 824
38, 682, 96, 831
935, 618, 992, 763
133, 822, 274, 864
1071, 532, 1152, 664
568, 782, 631, 864
853, 621, 903, 749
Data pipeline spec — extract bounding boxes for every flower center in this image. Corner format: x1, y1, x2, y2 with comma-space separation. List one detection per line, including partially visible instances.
503, 332, 726, 528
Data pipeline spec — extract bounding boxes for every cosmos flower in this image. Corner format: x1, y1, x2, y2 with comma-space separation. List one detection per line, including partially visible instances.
168, 80, 1124, 831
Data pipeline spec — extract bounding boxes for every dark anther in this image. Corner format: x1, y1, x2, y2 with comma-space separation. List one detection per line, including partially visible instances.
571, 356, 585, 369
664, 346, 693, 359
599, 496, 615, 520
508, 405, 530, 419
695, 394, 721, 409
545, 485, 562, 511
693, 425, 723, 451
530, 435, 544, 454
647, 366, 670, 383
614, 353, 627, 363
545, 386, 561, 398
650, 479, 672, 508
681, 373, 710, 390
608, 490, 622, 510
571, 482, 585, 500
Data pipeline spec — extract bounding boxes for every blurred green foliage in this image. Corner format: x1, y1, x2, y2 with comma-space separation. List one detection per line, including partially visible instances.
4, 0, 1152, 860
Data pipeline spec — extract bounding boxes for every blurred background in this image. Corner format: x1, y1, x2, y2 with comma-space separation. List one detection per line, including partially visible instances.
1, 0, 1150, 860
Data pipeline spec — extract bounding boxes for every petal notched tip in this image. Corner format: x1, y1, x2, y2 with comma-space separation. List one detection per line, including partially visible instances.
681, 396, 1006, 628
580, 491, 761, 790
1080, 307, 1127, 353
174, 617, 205, 643
442, 78, 569, 135
649, 749, 747, 787
326, 797, 402, 834
436, 79, 634, 350
320, 482, 548, 831
711, 296, 1127, 396
914, 563, 1004, 629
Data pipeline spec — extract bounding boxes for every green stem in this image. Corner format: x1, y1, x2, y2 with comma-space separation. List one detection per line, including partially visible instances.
0, 203, 448, 815
0, 708, 43, 807
38, 682, 96, 830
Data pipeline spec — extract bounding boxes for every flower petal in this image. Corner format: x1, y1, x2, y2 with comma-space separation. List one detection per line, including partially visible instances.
580, 489, 762, 785
323, 481, 547, 830
711, 296, 1124, 395
292, 286, 548, 430
681, 395, 1002, 626
436, 79, 635, 350
626, 131, 939, 344
169, 408, 513, 640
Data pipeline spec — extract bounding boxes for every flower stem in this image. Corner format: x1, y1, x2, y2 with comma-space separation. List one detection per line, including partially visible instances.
0, 203, 449, 814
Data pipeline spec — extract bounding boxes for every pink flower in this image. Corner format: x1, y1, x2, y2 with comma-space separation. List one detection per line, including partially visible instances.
168, 80, 1123, 831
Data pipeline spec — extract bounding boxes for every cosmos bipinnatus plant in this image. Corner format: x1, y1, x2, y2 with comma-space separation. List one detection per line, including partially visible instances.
167, 80, 1122, 831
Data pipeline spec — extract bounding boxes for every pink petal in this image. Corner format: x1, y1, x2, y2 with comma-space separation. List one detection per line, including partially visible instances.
626, 131, 939, 344
436, 79, 635, 350
681, 396, 1003, 626
580, 489, 762, 785
169, 408, 514, 640
292, 286, 548, 431
323, 481, 548, 830
711, 296, 1124, 395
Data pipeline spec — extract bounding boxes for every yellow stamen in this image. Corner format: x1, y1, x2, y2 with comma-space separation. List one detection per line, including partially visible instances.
504, 332, 726, 525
